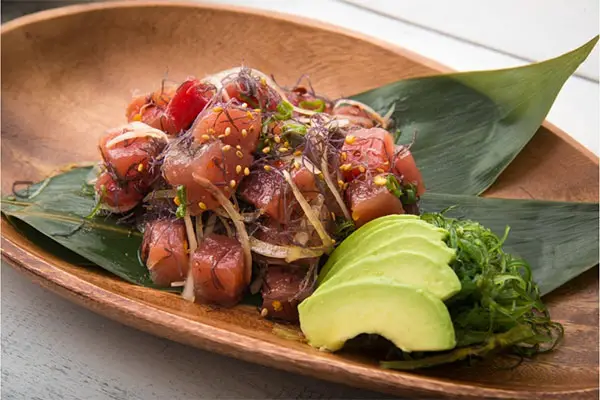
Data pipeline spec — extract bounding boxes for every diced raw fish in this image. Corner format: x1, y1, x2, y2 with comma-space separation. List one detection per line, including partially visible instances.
192, 105, 261, 152
291, 164, 319, 202
393, 145, 426, 196
346, 178, 404, 228
191, 234, 246, 307
141, 219, 189, 286
261, 266, 313, 322
239, 164, 318, 223
162, 140, 252, 215
98, 122, 167, 185
238, 166, 287, 222
340, 128, 395, 181
126, 85, 176, 130
162, 79, 216, 136
94, 171, 145, 213
222, 70, 281, 111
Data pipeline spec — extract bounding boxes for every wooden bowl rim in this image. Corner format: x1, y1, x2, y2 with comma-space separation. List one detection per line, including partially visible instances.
1, 2, 598, 398
2, 1, 596, 165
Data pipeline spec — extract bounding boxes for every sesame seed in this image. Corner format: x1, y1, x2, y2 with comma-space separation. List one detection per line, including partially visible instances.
260, 77, 267, 86
241, 129, 248, 137
236, 150, 244, 159
132, 114, 142, 121
201, 134, 210, 140
254, 108, 261, 113
262, 146, 271, 154
137, 163, 144, 172
236, 165, 242, 174
374, 175, 387, 186
337, 179, 345, 188
260, 308, 268, 317
208, 128, 215, 134
218, 134, 225, 139
224, 127, 231, 136
341, 152, 348, 161
358, 166, 366, 173
229, 180, 236, 188
264, 165, 272, 172
246, 111, 254, 120
274, 136, 281, 144
376, 168, 385, 173
339, 163, 352, 171
236, 145, 242, 150
198, 202, 207, 210
331, 212, 336, 220
174, 197, 181, 206
222, 145, 231, 151
272, 300, 283, 311
244, 167, 250, 176
293, 161, 300, 170
345, 135, 356, 145
293, 150, 302, 157
278, 147, 289, 153
241, 103, 248, 108
213, 106, 223, 113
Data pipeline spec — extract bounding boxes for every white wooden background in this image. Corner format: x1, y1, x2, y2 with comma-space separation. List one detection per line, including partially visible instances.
2, 1, 598, 399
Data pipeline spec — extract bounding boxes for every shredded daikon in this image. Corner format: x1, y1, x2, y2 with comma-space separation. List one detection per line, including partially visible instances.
249, 237, 325, 263
217, 216, 233, 237
202, 67, 317, 116
320, 157, 352, 221
105, 122, 168, 149
333, 99, 389, 128
282, 170, 334, 250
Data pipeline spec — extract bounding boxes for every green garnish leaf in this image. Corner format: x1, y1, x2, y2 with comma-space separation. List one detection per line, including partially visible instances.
298, 99, 326, 112
274, 101, 294, 120
385, 175, 403, 198
420, 211, 564, 355
282, 121, 308, 136
175, 185, 187, 219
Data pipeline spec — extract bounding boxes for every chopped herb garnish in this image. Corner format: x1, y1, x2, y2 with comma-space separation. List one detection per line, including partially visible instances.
420, 212, 564, 357
175, 185, 187, 218
274, 101, 294, 120
298, 99, 326, 112
385, 175, 403, 198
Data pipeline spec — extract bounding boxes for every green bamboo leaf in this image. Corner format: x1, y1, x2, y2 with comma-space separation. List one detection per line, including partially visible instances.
420, 193, 599, 295
351, 36, 598, 195
1, 168, 155, 288
2, 168, 597, 298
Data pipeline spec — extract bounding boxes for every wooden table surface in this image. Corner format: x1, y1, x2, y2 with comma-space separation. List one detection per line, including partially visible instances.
2, 1, 597, 399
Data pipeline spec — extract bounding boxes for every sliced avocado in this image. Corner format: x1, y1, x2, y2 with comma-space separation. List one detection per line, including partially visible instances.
320, 217, 447, 281
299, 277, 456, 352
320, 234, 455, 284
316, 250, 460, 300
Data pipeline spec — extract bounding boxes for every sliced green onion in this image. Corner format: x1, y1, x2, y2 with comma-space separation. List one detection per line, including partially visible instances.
299, 99, 326, 112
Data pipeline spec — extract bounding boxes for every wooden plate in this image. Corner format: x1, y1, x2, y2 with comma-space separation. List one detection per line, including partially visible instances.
2, 2, 598, 398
